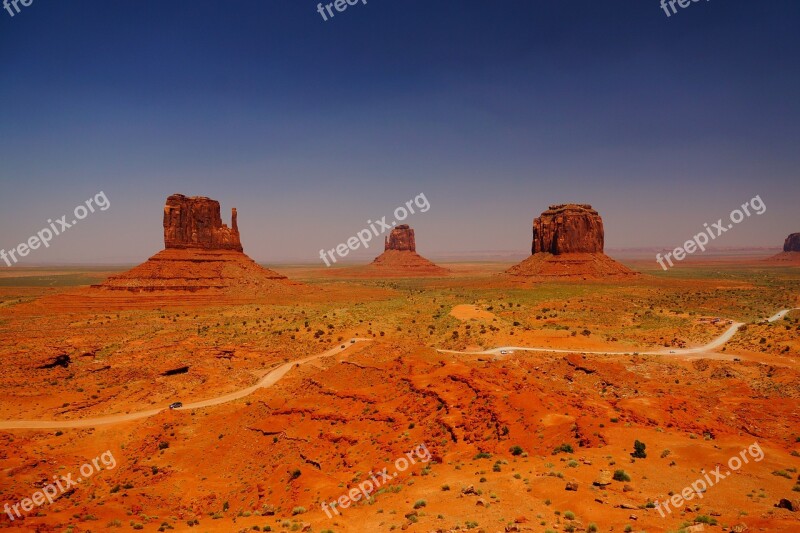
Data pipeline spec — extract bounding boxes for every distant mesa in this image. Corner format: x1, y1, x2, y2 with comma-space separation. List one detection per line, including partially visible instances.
95, 194, 295, 293
506, 204, 638, 279
366, 225, 449, 277
766, 232, 800, 264
784, 233, 800, 252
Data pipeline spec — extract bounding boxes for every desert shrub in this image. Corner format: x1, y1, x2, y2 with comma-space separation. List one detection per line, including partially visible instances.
613, 470, 631, 482
632, 440, 647, 459
695, 515, 717, 525
553, 443, 574, 455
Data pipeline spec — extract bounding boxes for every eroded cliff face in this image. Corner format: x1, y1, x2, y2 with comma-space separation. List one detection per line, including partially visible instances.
385, 225, 416, 252
532, 204, 604, 255
163, 194, 243, 252
784, 233, 800, 252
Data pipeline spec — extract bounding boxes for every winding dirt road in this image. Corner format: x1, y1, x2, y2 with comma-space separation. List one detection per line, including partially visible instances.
0, 339, 371, 430
437, 308, 798, 358
1, 308, 796, 431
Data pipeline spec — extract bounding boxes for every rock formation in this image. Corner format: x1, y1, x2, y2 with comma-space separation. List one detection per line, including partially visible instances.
532, 204, 604, 254
358, 225, 449, 277
95, 194, 297, 295
766, 232, 800, 265
164, 194, 243, 252
385, 225, 416, 252
784, 233, 800, 252
507, 203, 637, 279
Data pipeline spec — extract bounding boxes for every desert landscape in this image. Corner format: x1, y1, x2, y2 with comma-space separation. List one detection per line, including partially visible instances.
2, 2, 800, 532
0, 194, 798, 533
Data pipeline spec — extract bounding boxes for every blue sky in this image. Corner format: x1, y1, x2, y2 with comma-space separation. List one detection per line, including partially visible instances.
1, 0, 798, 264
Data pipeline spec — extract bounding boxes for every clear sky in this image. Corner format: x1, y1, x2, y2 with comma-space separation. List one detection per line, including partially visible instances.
1, 0, 798, 264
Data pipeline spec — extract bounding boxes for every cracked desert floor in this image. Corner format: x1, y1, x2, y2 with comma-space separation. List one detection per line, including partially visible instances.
1, 260, 799, 532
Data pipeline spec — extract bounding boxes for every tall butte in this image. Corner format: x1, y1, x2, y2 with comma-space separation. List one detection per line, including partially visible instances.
506, 204, 637, 279
367, 224, 449, 276
96, 194, 294, 293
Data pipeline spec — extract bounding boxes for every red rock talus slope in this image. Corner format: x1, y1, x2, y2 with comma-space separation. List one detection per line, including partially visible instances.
507, 204, 637, 279
97, 248, 287, 292
367, 225, 449, 276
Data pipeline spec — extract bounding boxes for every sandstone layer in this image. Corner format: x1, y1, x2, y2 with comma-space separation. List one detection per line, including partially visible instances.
507, 204, 636, 279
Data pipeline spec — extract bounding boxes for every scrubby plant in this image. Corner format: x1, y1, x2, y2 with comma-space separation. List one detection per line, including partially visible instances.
632, 440, 647, 459
613, 469, 631, 482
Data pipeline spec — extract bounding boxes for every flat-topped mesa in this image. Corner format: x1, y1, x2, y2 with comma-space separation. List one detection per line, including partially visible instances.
385, 224, 416, 252
506, 202, 636, 279
532, 204, 604, 255
163, 194, 243, 252
784, 233, 800, 252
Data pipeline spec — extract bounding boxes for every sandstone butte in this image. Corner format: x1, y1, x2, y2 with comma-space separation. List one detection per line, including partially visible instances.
506, 203, 638, 279
367, 224, 450, 276
94, 194, 298, 295
766, 232, 800, 264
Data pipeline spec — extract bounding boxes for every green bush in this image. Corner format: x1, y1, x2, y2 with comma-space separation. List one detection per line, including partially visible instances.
553, 443, 574, 455
632, 440, 647, 459
613, 469, 631, 482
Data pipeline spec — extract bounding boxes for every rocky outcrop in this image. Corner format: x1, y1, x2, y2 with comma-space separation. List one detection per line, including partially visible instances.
532, 204, 604, 255
95, 194, 296, 295
385, 225, 416, 252
327, 225, 449, 278
164, 194, 243, 252
507, 203, 637, 279
784, 233, 800, 252
765, 233, 800, 264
